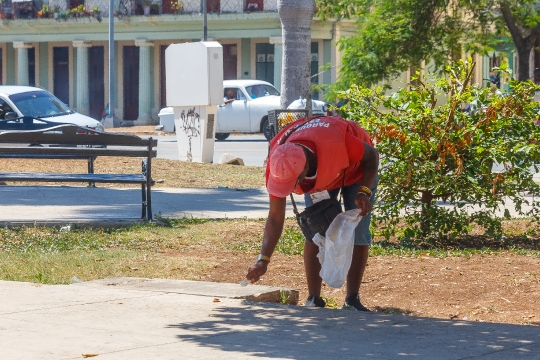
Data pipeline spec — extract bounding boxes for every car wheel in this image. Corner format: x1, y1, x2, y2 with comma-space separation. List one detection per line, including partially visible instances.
261, 117, 273, 141
215, 132, 230, 141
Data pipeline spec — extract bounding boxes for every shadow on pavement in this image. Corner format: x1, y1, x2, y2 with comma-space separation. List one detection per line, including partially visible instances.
167, 303, 540, 359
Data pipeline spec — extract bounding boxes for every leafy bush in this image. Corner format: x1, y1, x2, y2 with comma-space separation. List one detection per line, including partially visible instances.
340, 59, 540, 242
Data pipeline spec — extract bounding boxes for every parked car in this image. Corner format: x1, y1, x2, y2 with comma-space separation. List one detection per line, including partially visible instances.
0, 86, 105, 132
216, 80, 327, 140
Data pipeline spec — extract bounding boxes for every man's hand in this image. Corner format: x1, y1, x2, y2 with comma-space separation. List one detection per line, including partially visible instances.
355, 193, 372, 216
246, 260, 269, 283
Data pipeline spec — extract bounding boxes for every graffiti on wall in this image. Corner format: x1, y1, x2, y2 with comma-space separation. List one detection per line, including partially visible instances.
180, 107, 200, 162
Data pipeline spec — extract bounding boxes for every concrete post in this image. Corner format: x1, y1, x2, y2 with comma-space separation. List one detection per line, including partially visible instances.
166, 42, 222, 163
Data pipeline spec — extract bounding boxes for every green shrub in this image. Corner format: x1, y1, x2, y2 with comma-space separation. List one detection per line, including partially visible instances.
340, 59, 540, 241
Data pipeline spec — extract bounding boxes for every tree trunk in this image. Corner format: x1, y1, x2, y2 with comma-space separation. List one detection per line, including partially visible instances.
517, 46, 533, 82
499, 2, 540, 82
420, 190, 434, 237
277, 0, 315, 111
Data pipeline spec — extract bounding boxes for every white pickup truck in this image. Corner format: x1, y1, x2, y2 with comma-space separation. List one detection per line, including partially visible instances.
216, 79, 327, 140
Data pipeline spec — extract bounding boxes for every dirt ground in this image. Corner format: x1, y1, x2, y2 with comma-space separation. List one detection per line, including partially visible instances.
118, 126, 538, 325
184, 249, 539, 326
159, 216, 540, 326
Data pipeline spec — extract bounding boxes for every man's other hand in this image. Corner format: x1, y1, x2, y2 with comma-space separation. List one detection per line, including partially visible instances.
355, 193, 372, 216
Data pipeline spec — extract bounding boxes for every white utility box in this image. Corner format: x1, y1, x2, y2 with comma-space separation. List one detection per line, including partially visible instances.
165, 42, 223, 163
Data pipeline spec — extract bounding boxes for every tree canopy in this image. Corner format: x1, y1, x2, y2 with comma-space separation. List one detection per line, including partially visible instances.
316, 0, 540, 91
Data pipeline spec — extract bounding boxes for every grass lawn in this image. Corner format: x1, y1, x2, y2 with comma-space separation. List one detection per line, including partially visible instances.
1, 131, 539, 325
1, 217, 539, 325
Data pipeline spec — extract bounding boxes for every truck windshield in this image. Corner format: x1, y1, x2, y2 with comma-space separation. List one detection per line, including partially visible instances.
245, 84, 280, 98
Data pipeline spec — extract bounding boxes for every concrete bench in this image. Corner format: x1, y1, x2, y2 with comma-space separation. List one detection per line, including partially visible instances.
0, 124, 158, 220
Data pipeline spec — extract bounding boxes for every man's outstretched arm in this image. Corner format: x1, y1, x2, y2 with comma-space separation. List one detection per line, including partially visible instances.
246, 196, 286, 282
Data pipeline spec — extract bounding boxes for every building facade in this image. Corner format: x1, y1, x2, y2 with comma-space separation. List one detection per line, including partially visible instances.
0, 0, 343, 124
2, 0, 534, 124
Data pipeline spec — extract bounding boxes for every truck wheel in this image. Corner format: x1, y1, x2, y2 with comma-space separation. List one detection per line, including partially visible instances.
215, 133, 230, 141
261, 118, 272, 141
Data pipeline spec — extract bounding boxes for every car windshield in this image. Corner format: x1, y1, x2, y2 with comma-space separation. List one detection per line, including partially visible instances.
245, 84, 280, 98
9, 91, 72, 118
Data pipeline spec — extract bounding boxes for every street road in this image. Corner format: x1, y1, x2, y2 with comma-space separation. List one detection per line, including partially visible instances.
0, 133, 269, 167
157, 133, 268, 167
157, 135, 540, 178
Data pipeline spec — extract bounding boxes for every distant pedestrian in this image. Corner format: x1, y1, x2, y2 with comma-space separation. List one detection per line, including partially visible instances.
102, 104, 109, 121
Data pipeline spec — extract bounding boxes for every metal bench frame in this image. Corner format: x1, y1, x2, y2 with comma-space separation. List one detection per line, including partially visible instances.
0, 124, 158, 221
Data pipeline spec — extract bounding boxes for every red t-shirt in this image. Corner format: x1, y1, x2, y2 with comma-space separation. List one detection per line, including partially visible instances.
266, 117, 371, 198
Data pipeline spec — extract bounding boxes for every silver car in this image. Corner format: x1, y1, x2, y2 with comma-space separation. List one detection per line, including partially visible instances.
0, 86, 104, 132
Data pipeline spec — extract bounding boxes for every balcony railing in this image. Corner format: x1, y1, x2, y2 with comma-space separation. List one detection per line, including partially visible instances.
0, 0, 277, 19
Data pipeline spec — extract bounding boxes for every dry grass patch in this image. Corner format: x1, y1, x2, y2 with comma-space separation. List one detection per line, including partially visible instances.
1, 189, 539, 325
0, 158, 266, 189
0, 250, 212, 284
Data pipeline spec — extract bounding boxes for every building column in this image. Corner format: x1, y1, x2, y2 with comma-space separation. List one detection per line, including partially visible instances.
322, 40, 332, 90
73, 41, 92, 116
269, 37, 282, 91
482, 55, 490, 88
135, 39, 154, 125
13, 42, 32, 86
241, 38, 251, 79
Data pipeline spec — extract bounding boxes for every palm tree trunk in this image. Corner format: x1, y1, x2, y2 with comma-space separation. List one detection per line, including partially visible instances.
277, 0, 315, 112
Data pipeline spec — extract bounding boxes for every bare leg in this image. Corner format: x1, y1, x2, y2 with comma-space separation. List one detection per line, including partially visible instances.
304, 240, 322, 296
346, 245, 369, 297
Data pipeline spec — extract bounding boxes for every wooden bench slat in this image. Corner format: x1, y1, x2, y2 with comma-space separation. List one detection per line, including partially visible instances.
0, 147, 157, 158
0, 154, 95, 160
0, 125, 158, 147
0, 172, 147, 184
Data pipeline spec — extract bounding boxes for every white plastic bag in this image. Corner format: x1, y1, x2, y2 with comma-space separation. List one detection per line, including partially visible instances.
312, 209, 362, 288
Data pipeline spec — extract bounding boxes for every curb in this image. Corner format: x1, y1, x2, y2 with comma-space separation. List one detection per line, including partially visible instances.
78, 277, 300, 305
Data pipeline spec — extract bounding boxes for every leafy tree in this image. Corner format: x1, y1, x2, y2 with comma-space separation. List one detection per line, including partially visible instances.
316, 0, 540, 90
339, 59, 540, 241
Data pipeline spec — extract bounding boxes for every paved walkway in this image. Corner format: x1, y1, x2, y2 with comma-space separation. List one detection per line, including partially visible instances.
0, 185, 305, 226
0, 185, 535, 227
1, 278, 539, 360
1, 185, 540, 359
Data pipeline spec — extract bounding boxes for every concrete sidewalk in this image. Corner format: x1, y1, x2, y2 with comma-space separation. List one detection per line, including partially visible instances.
0, 185, 306, 226
1, 278, 539, 360
1, 185, 535, 227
